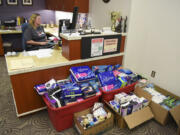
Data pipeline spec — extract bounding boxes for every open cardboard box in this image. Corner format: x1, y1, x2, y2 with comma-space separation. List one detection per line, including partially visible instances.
74, 106, 114, 135
178, 121, 180, 135
104, 87, 154, 129
135, 85, 180, 134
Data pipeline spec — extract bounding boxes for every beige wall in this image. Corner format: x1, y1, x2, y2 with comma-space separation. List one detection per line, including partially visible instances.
124, 0, 180, 96
90, 0, 180, 96
89, 0, 131, 29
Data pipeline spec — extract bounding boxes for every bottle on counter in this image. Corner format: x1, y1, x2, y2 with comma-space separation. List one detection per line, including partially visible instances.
61, 21, 67, 33
16, 16, 21, 26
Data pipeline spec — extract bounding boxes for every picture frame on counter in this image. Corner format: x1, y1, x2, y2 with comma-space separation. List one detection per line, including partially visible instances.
22, 0, 33, 6
7, 0, 18, 5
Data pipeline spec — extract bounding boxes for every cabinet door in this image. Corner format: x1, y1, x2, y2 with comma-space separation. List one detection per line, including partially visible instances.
62, 0, 75, 12
45, 0, 63, 11
54, 0, 63, 11
75, 0, 89, 13
45, 0, 51, 10
45, 0, 89, 13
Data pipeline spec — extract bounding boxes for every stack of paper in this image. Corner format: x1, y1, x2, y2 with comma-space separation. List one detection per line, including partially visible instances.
27, 49, 53, 58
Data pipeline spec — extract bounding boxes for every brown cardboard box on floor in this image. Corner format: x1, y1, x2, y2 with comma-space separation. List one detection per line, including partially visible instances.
104, 87, 154, 129
178, 121, 180, 135
74, 106, 114, 135
170, 106, 180, 135
177, 120, 180, 135
135, 86, 180, 126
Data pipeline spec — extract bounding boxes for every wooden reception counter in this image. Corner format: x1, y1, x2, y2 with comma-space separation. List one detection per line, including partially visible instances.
60, 32, 127, 60
6, 46, 124, 117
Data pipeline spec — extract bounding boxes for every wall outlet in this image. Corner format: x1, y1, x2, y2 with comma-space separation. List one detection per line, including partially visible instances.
151, 70, 156, 78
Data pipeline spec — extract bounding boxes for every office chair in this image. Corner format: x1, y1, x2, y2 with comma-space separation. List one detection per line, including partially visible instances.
21, 23, 29, 51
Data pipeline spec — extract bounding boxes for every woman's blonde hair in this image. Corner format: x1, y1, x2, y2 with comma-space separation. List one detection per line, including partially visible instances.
29, 13, 40, 29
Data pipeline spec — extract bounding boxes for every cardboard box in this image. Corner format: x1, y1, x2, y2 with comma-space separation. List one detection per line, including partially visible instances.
178, 121, 180, 135
74, 106, 114, 135
104, 88, 154, 129
135, 86, 180, 126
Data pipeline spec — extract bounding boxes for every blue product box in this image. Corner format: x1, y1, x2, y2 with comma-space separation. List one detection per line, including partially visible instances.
118, 77, 127, 88
92, 65, 113, 75
113, 64, 122, 70
62, 87, 83, 99
119, 68, 133, 75
70, 66, 96, 82
34, 84, 47, 95
98, 71, 116, 87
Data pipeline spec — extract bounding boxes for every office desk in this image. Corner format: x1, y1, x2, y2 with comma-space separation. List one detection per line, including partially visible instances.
0, 27, 59, 56
0, 30, 22, 55
0, 29, 22, 34
44, 27, 58, 37
6, 46, 124, 117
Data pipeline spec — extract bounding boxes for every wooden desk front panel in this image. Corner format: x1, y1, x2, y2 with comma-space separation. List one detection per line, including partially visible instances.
120, 36, 126, 52
0, 34, 4, 56
62, 38, 81, 60
10, 55, 123, 115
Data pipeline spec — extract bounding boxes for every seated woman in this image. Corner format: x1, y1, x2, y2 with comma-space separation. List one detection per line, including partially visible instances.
24, 13, 49, 51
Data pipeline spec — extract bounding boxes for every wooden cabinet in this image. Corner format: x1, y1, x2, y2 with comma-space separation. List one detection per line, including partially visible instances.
45, 0, 89, 13
61, 38, 81, 60
62, 0, 75, 12
0, 35, 4, 56
46, 0, 63, 10
74, 0, 89, 13
120, 36, 126, 52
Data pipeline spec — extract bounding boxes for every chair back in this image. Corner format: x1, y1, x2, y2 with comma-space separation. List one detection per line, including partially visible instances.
21, 23, 29, 51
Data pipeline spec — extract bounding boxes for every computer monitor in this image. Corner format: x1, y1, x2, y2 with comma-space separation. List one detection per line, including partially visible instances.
69, 6, 79, 30
3, 19, 16, 27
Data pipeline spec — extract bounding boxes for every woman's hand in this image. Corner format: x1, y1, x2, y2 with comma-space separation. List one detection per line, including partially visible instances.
40, 41, 48, 45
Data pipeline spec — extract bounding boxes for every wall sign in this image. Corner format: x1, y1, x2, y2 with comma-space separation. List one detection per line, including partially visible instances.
103, 38, 118, 53
7, 0, 18, 5
22, 0, 33, 6
91, 38, 104, 57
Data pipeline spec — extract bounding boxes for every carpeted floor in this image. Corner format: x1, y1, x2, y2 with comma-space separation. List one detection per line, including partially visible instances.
0, 56, 178, 135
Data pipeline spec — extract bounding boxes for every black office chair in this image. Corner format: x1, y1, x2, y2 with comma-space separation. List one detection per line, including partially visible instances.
21, 23, 29, 51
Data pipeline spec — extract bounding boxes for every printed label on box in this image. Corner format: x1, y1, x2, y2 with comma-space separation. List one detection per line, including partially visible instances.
103, 38, 118, 53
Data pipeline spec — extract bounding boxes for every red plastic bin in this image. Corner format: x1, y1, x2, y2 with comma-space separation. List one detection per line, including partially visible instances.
42, 92, 101, 132
100, 82, 137, 102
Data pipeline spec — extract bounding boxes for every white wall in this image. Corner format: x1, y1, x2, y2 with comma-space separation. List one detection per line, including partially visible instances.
124, 0, 180, 96
89, 0, 131, 29
55, 11, 88, 28
55, 11, 73, 25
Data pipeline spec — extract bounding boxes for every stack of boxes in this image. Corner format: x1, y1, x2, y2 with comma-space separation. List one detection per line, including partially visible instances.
70, 66, 100, 98
34, 65, 180, 133
109, 92, 149, 116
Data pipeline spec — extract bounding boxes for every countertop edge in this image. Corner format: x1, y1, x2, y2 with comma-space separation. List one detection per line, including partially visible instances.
60, 33, 127, 40
8, 53, 125, 76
